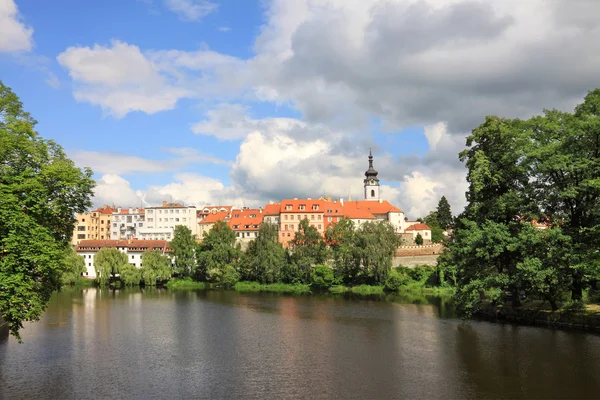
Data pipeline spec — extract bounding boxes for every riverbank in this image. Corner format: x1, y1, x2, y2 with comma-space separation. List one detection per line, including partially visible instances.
475, 304, 600, 333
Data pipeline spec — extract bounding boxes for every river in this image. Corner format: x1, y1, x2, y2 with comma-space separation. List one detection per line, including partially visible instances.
1, 287, 600, 399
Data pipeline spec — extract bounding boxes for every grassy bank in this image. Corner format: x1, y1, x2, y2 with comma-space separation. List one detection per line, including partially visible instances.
234, 281, 311, 294
328, 285, 385, 296
166, 279, 206, 290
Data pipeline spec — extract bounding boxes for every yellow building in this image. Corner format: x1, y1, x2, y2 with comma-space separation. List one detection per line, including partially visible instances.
71, 205, 117, 245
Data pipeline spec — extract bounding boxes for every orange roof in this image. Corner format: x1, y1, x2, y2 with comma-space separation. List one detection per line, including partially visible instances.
342, 200, 402, 214
92, 205, 118, 215
405, 223, 431, 231
343, 207, 376, 219
280, 199, 325, 213
76, 239, 169, 251
264, 203, 281, 216
199, 211, 230, 224
228, 208, 263, 231
199, 205, 233, 214
116, 208, 144, 215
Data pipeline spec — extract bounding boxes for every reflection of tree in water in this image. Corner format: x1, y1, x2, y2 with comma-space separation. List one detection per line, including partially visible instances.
454, 323, 600, 399
0, 312, 8, 342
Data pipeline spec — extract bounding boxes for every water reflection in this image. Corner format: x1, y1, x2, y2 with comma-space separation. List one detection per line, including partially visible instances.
1, 288, 600, 399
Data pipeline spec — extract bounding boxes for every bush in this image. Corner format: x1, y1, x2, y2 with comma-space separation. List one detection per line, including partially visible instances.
166, 279, 206, 290
384, 269, 409, 292
310, 265, 335, 289
120, 264, 142, 286
415, 233, 424, 245
221, 265, 240, 288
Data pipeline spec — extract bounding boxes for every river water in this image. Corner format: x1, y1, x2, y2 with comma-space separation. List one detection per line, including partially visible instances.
1, 287, 600, 399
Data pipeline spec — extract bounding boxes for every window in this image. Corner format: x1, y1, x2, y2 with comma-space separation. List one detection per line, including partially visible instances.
236, 232, 240, 237
371, 189, 375, 197
284, 215, 288, 220
328, 217, 332, 222
77, 234, 85, 239
312, 204, 319, 210
311, 215, 315, 220
285, 224, 288, 230
112, 223, 117, 227
148, 218, 153, 222
299, 205, 305, 210
148, 210, 153, 214
183, 218, 186, 222
287, 233, 290, 237
101, 228, 104, 232
318, 224, 321, 230
176, 210, 179, 214
170, 210, 174, 214
88, 263, 91, 266
131, 255, 134, 259
318, 215, 322, 220
100, 235, 104, 239
159, 218, 162, 222
175, 218, 179, 222
78, 226, 85, 231
285, 205, 292, 210
82, 219, 85, 222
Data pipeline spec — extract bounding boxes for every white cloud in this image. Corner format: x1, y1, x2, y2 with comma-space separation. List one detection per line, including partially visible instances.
164, 0, 217, 22
93, 174, 144, 208
218, 26, 231, 32
70, 148, 230, 175
0, 0, 33, 53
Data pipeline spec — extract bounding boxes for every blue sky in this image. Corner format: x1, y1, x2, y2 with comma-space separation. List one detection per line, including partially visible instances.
2, 0, 596, 217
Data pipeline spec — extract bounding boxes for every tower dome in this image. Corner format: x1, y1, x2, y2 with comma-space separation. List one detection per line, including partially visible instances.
364, 148, 380, 200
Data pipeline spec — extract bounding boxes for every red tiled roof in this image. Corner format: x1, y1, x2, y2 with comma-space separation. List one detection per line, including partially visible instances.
264, 203, 281, 216
280, 199, 325, 213
227, 209, 263, 231
199, 205, 233, 214
116, 208, 144, 215
343, 208, 376, 219
405, 223, 431, 231
342, 200, 402, 214
75, 239, 169, 251
199, 211, 230, 224
92, 205, 118, 215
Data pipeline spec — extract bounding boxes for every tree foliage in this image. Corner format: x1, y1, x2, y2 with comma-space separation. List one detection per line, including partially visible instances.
61, 249, 86, 285
436, 196, 453, 229
444, 89, 600, 314
241, 223, 286, 283
196, 220, 241, 283
170, 225, 195, 277
94, 248, 128, 286
289, 219, 328, 283
325, 217, 361, 282
415, 233, 424, 245
141, 250, 172, 286
0, 82, 95, 340
422, 211, 445, 243
354, 221, 401, 284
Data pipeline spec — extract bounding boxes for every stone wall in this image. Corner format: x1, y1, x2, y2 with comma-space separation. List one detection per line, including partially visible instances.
395, 243, 443, 257
392, 255, 439, 267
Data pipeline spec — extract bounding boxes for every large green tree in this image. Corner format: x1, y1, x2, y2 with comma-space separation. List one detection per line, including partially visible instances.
289, 219, 328, 283
0, 82, 94, 340
140, 250, 172, 286
196, 220, 241, 282
354, 221, 400, 284
436, 196, 453, 229
422, 211, 445, 243
242, 223, 286, 283
61, 249, 86, 285
325, 217, 361, 283
170, 225, 195, 277
94, 248, 128, 286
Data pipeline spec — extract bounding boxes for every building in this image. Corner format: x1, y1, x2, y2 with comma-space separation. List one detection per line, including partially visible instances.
279, 199, 325, 246
404, 223, 432, 243
71, 205, 118, 245
110, 207, 145, 239
198, 210, 231, 239
139, 201, 199, 241
364, 148, 380, 201
76, 239, 169, 278
198, 205, 233, 222
263, 203, 281, 227
228, 208, 263, 243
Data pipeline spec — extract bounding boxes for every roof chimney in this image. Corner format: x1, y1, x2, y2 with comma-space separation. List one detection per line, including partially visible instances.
117, 207, 122, 213
308, 197, 312, 200
340, 198, 344, 206
379, 199, 383, 203
162, 201, 167, 207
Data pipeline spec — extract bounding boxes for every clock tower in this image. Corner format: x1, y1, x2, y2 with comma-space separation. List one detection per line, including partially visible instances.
364, 148, 380, 200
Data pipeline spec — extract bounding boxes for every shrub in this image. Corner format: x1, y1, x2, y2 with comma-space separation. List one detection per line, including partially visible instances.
221, 265, 240, 288
120, 264, 142, 286
310, 265, 335, 289
415, 233, 424, 245
384, 269, 409, 292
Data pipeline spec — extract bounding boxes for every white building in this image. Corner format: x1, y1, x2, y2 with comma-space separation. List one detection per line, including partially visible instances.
76, 239, 170, 279
139, 201, 199, 241
110, 207, 145, 239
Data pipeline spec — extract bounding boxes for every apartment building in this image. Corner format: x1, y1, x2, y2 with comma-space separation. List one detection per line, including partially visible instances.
71, 205, 118, 245
110, 207, 145, 239
229, 208, 263, 243
279, 199, 325, 246
263, 203, 281, 227
138, 201, 198, 241
198, 210, 231, 239
76, 239, 169, 278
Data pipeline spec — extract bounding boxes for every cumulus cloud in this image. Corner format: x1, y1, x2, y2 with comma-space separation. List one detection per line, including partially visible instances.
0, 0, 33, 53
164, 0, 217, 22
93, 174, 144, 208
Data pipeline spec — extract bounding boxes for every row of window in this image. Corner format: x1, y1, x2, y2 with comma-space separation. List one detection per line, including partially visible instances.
147, 209, 187, 214
236, 232, 258, 238
283, 214, 322, 221
285, 204, 320, 211
283, 224, 321, 231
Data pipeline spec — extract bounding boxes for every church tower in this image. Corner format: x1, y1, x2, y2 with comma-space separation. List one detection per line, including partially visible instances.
364, 148, 380, 200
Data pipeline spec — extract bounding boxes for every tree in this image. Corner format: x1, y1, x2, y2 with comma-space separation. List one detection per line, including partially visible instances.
61, 249, 86, 285
196, 220, 241, 282
436, 196, 453, 229
120, 264, 142, 287
0, 82, 95, 340
423, 211, 445, 243
325, 217, 361, 283
310, 265, 335, 289
170, 225, 195, 277
94, 248, 128, 286
415, 233, 424, 245
241, 223, 286, 283
289, 219, 328, 283
354, 221, 400, 284
140, 250, 172, 286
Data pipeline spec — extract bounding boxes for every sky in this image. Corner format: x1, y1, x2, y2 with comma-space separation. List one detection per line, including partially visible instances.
1, 0, 600, 218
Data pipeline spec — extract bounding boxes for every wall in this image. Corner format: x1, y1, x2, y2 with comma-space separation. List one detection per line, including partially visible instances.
395, 244, 443, 257
392, 255, 439, 267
